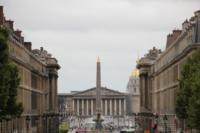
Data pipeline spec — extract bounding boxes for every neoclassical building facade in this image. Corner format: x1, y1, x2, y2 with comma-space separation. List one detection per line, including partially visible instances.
58, 58, 128, 127
0, 6, 60, 133
59, 87, 127, 117
137, 10, 200, 132
72, 87, 126, 116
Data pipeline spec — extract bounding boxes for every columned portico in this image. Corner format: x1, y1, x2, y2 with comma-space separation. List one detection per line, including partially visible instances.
72, 97, 127, 117
69, 58, 127, 118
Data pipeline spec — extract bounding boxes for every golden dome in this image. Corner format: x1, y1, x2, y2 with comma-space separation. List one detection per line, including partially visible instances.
131, 68, 139, 77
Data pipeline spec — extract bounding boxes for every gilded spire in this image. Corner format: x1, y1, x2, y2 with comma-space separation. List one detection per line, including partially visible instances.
97, 56, 100, 63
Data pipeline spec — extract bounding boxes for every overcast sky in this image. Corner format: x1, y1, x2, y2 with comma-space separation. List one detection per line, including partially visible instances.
0, 0, 199, 93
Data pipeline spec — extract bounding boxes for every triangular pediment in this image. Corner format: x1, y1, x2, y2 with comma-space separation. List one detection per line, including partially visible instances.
73, 87, 124, 96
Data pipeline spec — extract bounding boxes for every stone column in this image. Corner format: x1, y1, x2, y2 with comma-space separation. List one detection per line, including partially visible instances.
86, 99, 89, 116
114, 99, 117, 116
72, 99, 75, 115
119, 99, 121, 116
103, 100, 105, 115
105, 99, 107, 116
77, 99, 79, 116
110, 99, 112, 116
123, 99, 126, 116
91, 100, 93, 115
82, 99, 84, 116
101, 100, 103, 114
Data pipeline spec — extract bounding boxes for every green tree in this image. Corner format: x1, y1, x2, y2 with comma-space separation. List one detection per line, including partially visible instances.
0, 27, 10, 119
0, 27, 23, 120
5, 64, 23, 118
176, 49, 200, 130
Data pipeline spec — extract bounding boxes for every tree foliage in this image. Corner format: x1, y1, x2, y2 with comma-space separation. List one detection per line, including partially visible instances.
176, 49, 200, 129
0, 27, 23, 120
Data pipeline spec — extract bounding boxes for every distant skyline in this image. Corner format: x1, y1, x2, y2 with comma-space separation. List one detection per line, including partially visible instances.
0, 0, 199, 93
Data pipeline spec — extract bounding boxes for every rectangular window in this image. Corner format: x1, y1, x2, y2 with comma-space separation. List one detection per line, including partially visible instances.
173, 65, 178, 82
31, 92, 37, 110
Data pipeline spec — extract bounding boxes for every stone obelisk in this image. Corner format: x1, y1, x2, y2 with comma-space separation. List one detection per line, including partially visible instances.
94, 57, 103, 130
96, 56, 101, 114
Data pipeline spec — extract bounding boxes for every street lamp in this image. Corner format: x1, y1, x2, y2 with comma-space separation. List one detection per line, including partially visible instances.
35, 116, 39, 133
26, 116, 31, 133
42, 114, 47, 133
163, 114, 168, 133
152, 113, 159, 133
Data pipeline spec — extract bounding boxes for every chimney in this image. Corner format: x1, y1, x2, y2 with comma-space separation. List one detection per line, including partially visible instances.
24, 42, 32, 51
21, 36, 24, 43
40, 47, 44, 51
166, 34, 173, 48
172, 29, 182, 38
166, 30, 182, 49
6, 20, 14, 30
14, 30, 22, 37
182, 19, 189, 31
190, 16, 195, 22
0, 6, 4, 25
194, 10, 200, 17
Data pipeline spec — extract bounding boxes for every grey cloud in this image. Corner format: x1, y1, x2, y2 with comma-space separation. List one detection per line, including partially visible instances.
0, 0, 199, 92
2, 0, 199, 32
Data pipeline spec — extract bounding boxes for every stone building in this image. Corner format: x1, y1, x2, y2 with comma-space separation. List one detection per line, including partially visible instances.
137, 10, 200, 132
58, 58, 127, 128
69, 87, 127, 117
0, 6, 60, 133
58, 93, 74, 117
126, 68, 140, 114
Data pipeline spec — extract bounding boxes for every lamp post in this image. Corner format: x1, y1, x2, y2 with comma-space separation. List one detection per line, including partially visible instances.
134, 113, 137, 129
26, 116, 31, 133
163, 114, 168, 133
153, 113, 159, 133
42, 114, 46, 133
35, 116, 39, 133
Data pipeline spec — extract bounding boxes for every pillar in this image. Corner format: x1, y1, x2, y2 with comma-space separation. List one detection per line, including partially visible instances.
91, 100, 93, 115
101, 100, 103, 114
82, 99, 84, 116
114, 99, 117, 116
124, 99, 126, 116
110, 99, 112, 115
72, 99, 75, 115
119, 99, 121, 116
77, 99, 79, 116
105, 99, 107, 116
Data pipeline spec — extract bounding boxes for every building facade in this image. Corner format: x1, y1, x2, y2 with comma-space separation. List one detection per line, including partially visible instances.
137, 10, 200, 132
126, 68, 140, 114
59, 58, 127, 117
58, 88, 127, 128
71, 87, 127, 117
58, 93, 74, 117
0, 6, 60, 133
